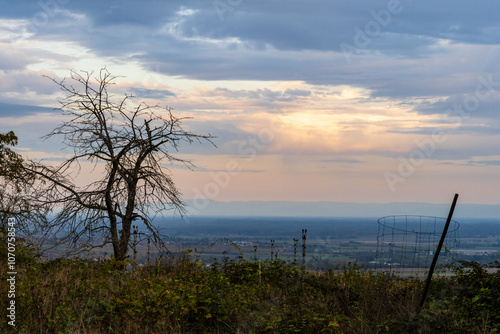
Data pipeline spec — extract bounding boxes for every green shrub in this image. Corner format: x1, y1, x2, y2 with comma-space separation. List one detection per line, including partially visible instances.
3, 255, 500, 333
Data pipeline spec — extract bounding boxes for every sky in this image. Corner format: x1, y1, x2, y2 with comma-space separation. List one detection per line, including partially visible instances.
1, 0, 500, 213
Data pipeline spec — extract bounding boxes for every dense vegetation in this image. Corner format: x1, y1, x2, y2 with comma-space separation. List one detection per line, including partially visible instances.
2, 238, 500, 333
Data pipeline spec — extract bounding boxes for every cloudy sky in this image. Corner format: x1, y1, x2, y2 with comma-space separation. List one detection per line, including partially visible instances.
1, 0, 499, 211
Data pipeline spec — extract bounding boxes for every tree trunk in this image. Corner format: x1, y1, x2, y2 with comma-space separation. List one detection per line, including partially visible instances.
116, 218, 132, 261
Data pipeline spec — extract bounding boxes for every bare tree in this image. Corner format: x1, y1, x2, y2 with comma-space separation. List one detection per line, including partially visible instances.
22, 68, 214, 261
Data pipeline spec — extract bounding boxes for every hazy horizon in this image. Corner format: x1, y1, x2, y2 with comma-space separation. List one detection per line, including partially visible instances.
182, 199, 499, 220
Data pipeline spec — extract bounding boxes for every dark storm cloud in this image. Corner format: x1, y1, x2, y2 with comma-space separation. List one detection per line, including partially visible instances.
2, 0, 500, 105
203, 87, 311, 102
416, 93, 500, 119
4, 1, 500, 53
0, 102, 55, 117
129, 87, 176, 99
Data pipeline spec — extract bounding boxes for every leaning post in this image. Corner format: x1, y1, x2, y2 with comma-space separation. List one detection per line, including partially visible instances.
418, 193, 459, 312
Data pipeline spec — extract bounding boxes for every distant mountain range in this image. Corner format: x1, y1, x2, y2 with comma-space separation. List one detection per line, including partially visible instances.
184, 200, 500, 219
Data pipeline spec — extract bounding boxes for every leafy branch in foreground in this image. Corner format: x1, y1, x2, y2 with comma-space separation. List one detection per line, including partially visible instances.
0, 131, 49, 252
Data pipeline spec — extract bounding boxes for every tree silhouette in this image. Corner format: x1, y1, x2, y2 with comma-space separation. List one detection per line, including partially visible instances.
22, 68, 214, 261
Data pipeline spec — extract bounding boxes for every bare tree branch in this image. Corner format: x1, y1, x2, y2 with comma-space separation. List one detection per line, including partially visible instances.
18, 68, 215, 261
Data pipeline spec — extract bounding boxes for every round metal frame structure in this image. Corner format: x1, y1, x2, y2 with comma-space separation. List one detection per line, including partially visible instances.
375, 215, 460, 276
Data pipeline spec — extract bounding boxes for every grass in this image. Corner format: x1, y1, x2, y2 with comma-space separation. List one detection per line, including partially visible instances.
2, 240, 500, 333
